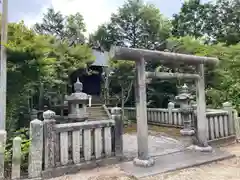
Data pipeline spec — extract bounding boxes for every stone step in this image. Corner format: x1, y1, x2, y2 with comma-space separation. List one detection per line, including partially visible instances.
88, 111, 106, 114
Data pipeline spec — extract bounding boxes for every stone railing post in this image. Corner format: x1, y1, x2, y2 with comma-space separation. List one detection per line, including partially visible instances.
233, 109, 240, 142
0, 130, 6, 180
168, 102, 174, 124
223, 102, 234, 135
11, 137, 22, 180
28, 119, 43, 179
111, 107, 123, 158
43, 110, 56, 169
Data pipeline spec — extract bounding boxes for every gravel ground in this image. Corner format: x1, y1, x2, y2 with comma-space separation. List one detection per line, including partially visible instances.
50, 143, 240, 180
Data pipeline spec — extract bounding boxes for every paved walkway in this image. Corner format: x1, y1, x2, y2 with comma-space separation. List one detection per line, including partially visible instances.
50, 144, 239, 180
123, 133, 184, 160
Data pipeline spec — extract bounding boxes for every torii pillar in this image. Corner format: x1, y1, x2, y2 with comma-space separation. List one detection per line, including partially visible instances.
134, 57, 154, 166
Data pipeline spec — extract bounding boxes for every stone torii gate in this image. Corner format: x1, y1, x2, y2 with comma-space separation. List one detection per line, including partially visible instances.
109, 46, 219, 167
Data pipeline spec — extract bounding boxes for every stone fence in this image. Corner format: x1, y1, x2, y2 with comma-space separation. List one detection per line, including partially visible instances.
114, 102, 237, 142
0, 107, 123, 180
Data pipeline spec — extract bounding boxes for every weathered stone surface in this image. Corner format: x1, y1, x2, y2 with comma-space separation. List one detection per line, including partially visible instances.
60, 132, 68, 165
111, 107, 123, 157
28, 119, 43, 179
186, 145, 213, 152
133, 157, 155, 167
94, 128, 102, 159
135, 58, 151, 164
72, 130, 81, 163
104, 127, 112, 157
120, 148, 234, 178
0, 130, 6, 180
109, 46, 219, 65
223, 102, 234, 135
43, 110, 56, 169
12, 136, 22, 179
84, 129, 92, 161
122, 133, 184, 160
168, 102, 174, 125
196, 64, 209, 147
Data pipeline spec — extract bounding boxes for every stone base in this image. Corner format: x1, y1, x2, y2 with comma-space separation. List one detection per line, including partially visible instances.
133, 157, 155, 167
180, 136, 193, 147
186, 145, 213, 152
180, 129, 195, 136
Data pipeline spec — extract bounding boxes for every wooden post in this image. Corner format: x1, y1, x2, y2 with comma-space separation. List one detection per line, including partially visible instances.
43, 110, 56, 169
195, 64, 212, 151
133, 57, 154, 167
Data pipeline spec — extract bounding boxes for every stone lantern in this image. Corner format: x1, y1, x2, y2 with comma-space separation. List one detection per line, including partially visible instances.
175, 84, 195, 136
65, 78, 89, 122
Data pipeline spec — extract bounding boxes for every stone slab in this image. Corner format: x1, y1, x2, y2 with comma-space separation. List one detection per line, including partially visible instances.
120, 148, 235, 178
123, 133, 184, 160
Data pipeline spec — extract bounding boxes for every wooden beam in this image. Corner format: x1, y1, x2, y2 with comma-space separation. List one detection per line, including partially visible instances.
109, 46, 219, 66
146, 72, 200, 80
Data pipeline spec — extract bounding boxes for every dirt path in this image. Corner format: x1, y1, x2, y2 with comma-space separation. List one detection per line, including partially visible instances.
50, 143, 240, 180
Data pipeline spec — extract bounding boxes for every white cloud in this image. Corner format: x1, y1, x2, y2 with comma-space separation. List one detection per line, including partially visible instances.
26, 0, 123, 35
22, 5, 50, 27
23, 0, 124, 35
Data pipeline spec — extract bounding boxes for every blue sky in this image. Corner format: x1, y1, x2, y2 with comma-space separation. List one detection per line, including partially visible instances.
4, 0, 210, 34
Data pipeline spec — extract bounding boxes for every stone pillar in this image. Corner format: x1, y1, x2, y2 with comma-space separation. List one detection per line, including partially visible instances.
43, 110, 56, 169
195, 64, 212, 151
12, 137, 22, 180
111, 107, 123, 158
223, 102, 234, 135
233, 109, 240, 142
28, 119, 43, 179
168, 102, 174, 124
133, 57, 154, 167
0, 130, 6, 180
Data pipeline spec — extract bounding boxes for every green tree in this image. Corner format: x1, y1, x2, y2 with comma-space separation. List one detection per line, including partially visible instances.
34, 8, 86, 44
171, 0, 213, 40
91, 0, 173, 109
4, 20, 94, 132
172, 0, 240, 45
165, 36, 240, 111
91, 0, 171, 50
6, 21, 56, 131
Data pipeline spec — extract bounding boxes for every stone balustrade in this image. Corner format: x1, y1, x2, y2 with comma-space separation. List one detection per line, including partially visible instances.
111, 102, 237, 141
0, 107, 123, 180
42, 108, 123, 179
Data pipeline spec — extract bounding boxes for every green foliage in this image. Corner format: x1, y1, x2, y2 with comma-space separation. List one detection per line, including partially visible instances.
167, 36, 240, 111
91, 0, 172, 107
90, 0, 171, 50
172, 0, 240, 45
34, 8, 86, 44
